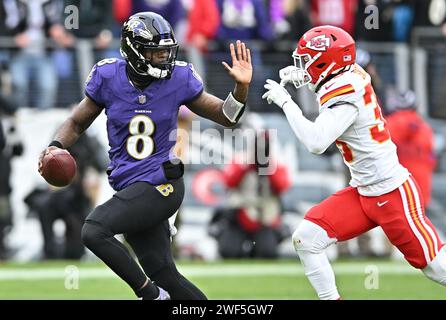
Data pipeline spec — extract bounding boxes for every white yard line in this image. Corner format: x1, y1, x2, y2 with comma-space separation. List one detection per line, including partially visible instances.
0, 262, 420, 281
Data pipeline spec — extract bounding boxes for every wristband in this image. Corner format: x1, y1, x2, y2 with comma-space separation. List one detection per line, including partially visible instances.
222, 92, 245, 124
48, 140, 64, 149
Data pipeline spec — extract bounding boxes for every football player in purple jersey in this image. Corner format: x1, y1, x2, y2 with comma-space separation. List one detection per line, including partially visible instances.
38, 12, 252, 300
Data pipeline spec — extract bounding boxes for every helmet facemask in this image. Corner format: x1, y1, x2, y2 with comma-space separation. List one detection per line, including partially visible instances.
291, 52, 319, 89
122, 37, 179, 80
292, 51, 337, 91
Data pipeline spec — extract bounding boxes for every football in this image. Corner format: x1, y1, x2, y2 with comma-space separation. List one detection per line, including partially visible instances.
41, 148, 77, 187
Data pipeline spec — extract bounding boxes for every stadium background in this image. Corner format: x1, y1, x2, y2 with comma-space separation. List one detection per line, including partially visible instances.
0, 0, 445, 299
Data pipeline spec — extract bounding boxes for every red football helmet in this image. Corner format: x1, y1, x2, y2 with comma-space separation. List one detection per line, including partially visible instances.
292, 25, 356, 89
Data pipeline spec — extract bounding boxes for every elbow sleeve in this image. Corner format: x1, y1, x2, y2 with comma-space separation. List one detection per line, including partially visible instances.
307, 145, 327, 155
304, 137, 331, 155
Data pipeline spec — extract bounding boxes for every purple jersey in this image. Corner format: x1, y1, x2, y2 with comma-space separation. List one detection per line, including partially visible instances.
85, 58, 203, 191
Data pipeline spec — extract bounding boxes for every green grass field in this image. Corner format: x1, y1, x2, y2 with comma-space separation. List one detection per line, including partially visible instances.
0, 259, 444, 300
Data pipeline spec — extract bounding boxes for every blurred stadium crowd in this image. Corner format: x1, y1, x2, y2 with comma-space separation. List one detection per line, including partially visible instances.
0, 0, 446, 262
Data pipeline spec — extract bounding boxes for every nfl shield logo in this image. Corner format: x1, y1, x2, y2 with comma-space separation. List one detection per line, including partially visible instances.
138, 95, 146, 104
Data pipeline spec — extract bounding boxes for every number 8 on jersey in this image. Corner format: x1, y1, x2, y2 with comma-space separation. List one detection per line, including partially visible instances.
126, 115, 156, 160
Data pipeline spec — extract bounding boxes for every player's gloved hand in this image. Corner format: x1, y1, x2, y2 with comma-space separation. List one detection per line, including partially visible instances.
279, 65, 299, 86
279, 65, 311, 88
262, 79, 293, 109
168, 211, 178, 242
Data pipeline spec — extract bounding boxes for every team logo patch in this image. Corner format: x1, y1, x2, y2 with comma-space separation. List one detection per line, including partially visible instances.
156, 184, 174, 197
306, 35, 330, 51
126, 18, 153, 40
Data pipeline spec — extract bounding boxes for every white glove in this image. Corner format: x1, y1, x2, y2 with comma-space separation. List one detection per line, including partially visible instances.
262, 79, 293, 108
279, 65, 299, 86
168, 211, 178, 241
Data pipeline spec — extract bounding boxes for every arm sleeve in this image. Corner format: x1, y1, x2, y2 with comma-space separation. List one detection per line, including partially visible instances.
282, 102, 359, 154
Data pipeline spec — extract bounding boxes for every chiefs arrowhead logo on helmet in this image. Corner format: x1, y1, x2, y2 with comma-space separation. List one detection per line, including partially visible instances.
306, 35, 330, 51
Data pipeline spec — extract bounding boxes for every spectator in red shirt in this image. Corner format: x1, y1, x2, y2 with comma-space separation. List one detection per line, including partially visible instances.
183, 0, 220, 86
208, 123, 291, 259
385, 89, 437, 206
186, 0, 220, 53
310, 0, 358, 36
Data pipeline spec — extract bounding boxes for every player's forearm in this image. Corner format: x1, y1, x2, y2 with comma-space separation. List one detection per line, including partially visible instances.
188, 91, 242, 127
52, 97, 102, 148
233, 83, 249, 104
217, 102, 239, 127
53, 117, 84, 148
212, 84, 248, 127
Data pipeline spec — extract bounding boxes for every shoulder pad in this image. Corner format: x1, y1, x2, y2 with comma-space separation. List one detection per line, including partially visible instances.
94, 58, 122, 79
317, 70, 365, 109
173, 61, 203, 84
175, 60, 188, 66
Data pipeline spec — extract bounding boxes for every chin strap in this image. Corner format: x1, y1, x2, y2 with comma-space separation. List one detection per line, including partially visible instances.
314, 62, 336, 89
313, 64, 353, 93
146, 62, 169, 79
126, 64, 153, 87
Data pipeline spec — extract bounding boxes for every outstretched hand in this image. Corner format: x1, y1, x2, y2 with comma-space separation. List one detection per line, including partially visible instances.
222, 40, 252, 86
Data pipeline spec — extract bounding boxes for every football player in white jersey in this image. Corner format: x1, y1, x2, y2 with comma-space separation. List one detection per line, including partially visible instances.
263, 25, 446, 299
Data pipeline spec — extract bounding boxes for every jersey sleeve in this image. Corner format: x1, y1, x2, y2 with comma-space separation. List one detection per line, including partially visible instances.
182, 63, 204, 104
85, 64, 106, 108
282, 100, 358, 154
317, 71, 366, 110
319, 83, 364, 110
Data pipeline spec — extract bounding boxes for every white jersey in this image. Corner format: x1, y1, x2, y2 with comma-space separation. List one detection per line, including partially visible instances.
314, 64, 409, 196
